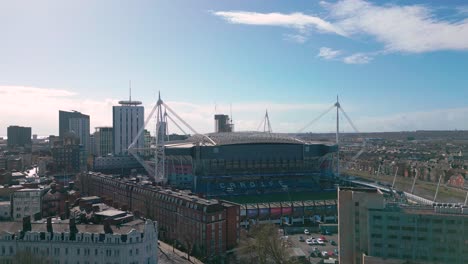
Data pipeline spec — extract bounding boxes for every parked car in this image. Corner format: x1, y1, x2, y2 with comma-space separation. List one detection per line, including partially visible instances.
321, 251, 329, 258
306, 238, 313, 245
321, 229, 331, 235
317, 239, 325, 246
304, 229, 310, 235
330, 240, 337, 246
299, 236, 305, 242
334, 248, 339, 256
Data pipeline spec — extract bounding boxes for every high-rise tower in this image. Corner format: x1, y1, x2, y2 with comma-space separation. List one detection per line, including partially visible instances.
113, 89, 144, 155
59, 110, 90, 155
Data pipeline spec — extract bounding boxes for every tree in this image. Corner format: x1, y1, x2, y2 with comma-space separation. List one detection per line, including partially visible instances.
236, 224, 299, 264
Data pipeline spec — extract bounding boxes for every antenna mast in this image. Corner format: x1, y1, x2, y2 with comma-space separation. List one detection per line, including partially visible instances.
335, 95, 340, 177
129, 80, 132, 102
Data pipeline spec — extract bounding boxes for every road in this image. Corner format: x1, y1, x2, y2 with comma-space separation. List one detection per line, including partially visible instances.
158, 241, 203, 264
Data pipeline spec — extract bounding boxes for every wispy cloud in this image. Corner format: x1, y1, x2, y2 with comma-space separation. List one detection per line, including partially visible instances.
343, 53, 372, 64
317, 47, 342, 60
212, 11, 347, 36
284, 34, 307, 44
325, 0, 468, 53
214, 1, 468, 63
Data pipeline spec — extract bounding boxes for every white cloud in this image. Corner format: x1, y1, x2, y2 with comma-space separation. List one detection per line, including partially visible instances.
212, 11, 347, 36
214, 1, 468, 60
284, 34, 307, 44
326, 0, 468, 53
4, 85, 468, 136
0, 86, 117, 136
0, 85, 333, 136
318, 47, 342, 60
343, 53, 372, 64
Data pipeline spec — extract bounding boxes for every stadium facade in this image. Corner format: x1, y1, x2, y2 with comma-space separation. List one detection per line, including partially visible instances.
164, 131, 338, 198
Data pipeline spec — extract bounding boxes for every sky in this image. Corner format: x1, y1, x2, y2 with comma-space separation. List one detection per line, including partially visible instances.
1, 0, 468, 136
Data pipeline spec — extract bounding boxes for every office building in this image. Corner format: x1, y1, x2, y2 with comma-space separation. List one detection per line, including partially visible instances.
113, 98, 144, 155
0, 217, 158, 264
94, 127, 113, 157
338, 187, 385, 264
7, 126, 31, 149
214, 114, 233, 133
59, 110, 90, 154
338, 187, 468, 264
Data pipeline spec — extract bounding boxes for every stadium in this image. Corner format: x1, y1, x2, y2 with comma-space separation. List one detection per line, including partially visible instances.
164, 131, 338, 200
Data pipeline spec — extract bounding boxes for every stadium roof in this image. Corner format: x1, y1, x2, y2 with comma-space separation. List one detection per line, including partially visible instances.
178, 131, 334, 146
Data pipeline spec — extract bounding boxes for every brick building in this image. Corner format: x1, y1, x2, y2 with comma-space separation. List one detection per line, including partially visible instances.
79, 172, 240, 258
447, 174, 465, 188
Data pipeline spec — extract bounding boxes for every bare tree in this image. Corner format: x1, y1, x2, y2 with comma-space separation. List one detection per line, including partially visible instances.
236, 224, 299, 264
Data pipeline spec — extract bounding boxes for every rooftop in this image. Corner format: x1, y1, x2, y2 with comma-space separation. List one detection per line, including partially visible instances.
0, 220, 149, 235
166, 131, 336, 147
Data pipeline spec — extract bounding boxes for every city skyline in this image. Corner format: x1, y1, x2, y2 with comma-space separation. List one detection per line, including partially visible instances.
2, 0, 468, 135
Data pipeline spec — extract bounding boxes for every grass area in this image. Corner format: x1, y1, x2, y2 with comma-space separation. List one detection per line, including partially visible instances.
222, 191, 337, 204
345, 170, 467, 203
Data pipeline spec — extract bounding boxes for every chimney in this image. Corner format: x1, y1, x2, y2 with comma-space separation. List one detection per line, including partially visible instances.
65, 201, 70, 219
46, 217, 53, 233
22, 216, 31, 232
104, 220, 113, 234
69, 218, 78, 234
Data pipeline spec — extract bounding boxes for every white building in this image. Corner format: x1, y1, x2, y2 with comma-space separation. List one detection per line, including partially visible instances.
12, 189, 43, 221
113, 99, 144, 155
0, 218, 158, 264
0, 201, 11, 220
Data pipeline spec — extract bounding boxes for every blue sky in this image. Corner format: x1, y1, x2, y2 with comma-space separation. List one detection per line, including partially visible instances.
1, 0, 468, 136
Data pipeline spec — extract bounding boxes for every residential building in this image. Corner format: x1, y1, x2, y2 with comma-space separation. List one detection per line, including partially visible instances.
41, 184, 79, 218
94, 127, 113, 157
79, 172, 240, 257
0, 217, 158, 264
113, 99, 144, 155
7, 126, 31, 149
92, 156, 143, 174
0, 201, 11, 220
447, 174, 465, 188
12, 188, 44, 221
51, 132, 84, 173
59, 110, 90, 154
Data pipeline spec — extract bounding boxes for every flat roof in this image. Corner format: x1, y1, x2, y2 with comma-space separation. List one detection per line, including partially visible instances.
95, 209, 127, 217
